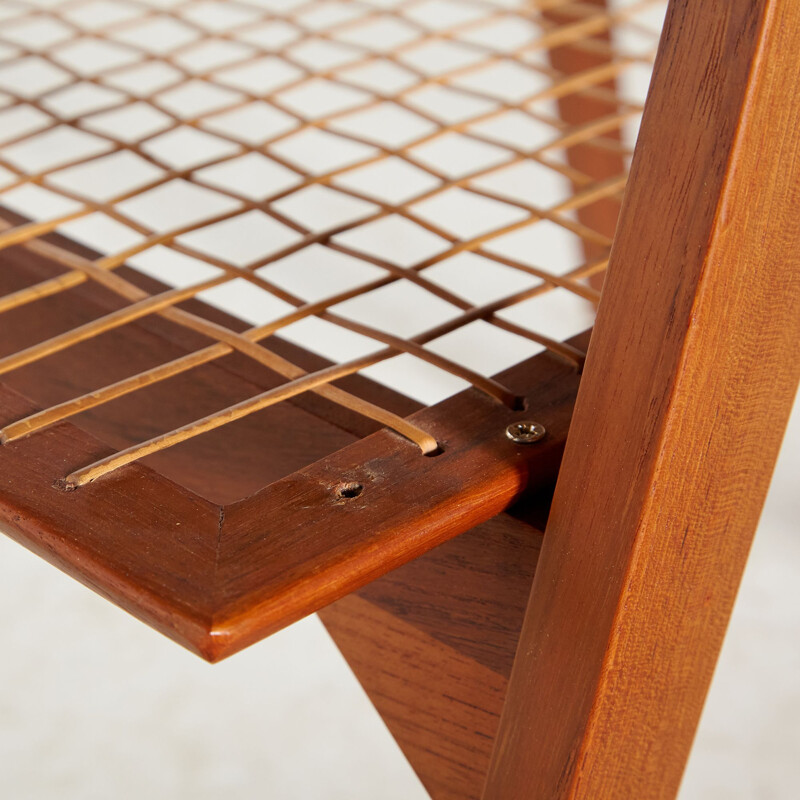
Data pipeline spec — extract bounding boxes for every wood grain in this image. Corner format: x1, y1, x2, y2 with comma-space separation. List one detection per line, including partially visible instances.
320, 510, 544, 800
0, 228, 585, 659
0, 215, 424, 504
207, 334, 582, 660
483, 1, 800, 798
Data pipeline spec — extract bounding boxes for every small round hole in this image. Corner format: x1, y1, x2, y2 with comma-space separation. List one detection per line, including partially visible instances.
336, 481, 363, 499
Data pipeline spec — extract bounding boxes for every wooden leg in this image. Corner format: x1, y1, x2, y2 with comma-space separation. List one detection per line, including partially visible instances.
483, 2, 800, 799
545, 0, 626, 283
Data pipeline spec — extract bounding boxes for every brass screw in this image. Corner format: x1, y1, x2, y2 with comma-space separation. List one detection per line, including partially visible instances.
505, 421, 546, 444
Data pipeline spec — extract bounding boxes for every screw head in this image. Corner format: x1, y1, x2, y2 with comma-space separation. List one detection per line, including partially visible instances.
505, 420, 546, 444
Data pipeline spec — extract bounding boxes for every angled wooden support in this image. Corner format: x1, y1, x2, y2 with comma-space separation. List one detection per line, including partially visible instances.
320, 510, 545, 800
483, 1, 800, 799
545, 0, 626, 272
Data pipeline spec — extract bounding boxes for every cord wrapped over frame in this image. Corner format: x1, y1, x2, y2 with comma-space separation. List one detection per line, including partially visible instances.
0, 0, 666, 485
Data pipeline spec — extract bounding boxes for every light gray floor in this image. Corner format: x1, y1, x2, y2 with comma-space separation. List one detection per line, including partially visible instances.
0, 399, 796, 799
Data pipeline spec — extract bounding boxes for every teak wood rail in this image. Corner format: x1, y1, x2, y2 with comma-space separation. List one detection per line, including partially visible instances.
482, 1, 800, 798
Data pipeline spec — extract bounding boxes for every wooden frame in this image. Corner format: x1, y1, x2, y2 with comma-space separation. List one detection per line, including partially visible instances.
318, 3, 799, 798
0, 232, 584, 661
483, 1, 800, 797
0, 0, 645, 664
0, 0, 797, 797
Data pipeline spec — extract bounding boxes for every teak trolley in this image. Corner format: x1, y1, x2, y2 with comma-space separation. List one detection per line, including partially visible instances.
0, 0, 797, 797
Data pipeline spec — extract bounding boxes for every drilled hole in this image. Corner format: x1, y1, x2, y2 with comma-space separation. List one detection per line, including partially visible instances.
336, 481, 363, 499
512, 395, 528, 412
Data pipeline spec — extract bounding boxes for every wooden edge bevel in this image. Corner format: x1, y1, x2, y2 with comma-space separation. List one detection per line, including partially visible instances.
0, 298, 586, 659
0, 384, 220, 658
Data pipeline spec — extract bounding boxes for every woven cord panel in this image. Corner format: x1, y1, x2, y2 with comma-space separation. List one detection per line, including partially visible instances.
0, 0, 667, 658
